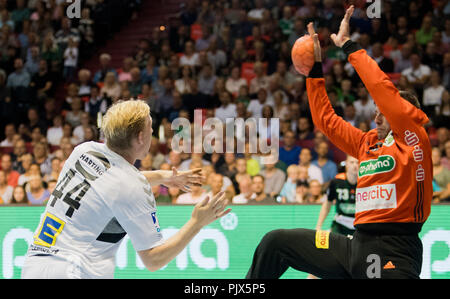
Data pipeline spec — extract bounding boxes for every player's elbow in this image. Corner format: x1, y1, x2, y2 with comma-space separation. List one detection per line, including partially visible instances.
138, 249, 167, 272
146, 264, 160, 272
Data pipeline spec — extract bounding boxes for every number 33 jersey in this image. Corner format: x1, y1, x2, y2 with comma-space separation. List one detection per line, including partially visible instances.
25, 141, 164, 278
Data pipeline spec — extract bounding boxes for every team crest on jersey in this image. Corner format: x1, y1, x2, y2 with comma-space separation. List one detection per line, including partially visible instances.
383, 131, 395, 147
358, 155, 396, 178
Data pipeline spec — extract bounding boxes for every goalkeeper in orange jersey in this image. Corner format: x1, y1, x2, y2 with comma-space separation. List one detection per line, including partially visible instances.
246, 5, 432, 279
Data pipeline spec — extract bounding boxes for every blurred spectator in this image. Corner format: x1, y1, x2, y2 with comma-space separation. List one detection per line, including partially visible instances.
9, 184, 28, 204
180, 40, 200, 67
231, 175, 252, 204
93, 53, 116, 84
33, 141, 51, 175
401, 53, 431, 94
353, 84, 376, 124
179, 152, 210, 171
247, 88, 268, 119
30, 59, 55, 101
423, 70, 445, 120
77, 69, 93, 98
432, 147, 450, 202
65, 97, 83, 127
1, 153, 19, 187
206, 37, 227, 73
55, 17, 80, 53
311, 141, 337, 188
149, 137, 165, 170
128, 67, 143, 97
225, 65, 247, 97
279, 164, 298, 203
25, 174, 49, 205
62, 37, 78, 82
299, 148, 323, 184
230, 157, 250, 194
260, 161, 285, 198
43, 157, 61, 183
24, 45, 39, 76
117, 56, 134, 82
11, 138, 26, 166
247, 0, 265, 23
46, 115, 63, 146
423, 41, 443, 73
0, 169, 13, 204
139, 153, 153, 171
0, 123, 15, 146
343, 104, 363, 128
98, 72, 119, 102
370, 42, 394, 73
436, 127, 449, 153
247, 174, 275, 204
56, 124, 73, 148
308, 179, 326, 203
141, 54, 159, 84
175, 65, 194, 94
176, 183, 208, 205
78, 7, 94, 59
272, 90, 289, 120
73, 112, 92, 144
18, 160, 39, 186
249, 61, 269, 95
40, 33, 62, 71
217, 152, 237, 178
198, 63, 216, 96
6, 57, 30, 89
297, 116, 314, 141
294, 180, 309, 203
415, 15, 437, 46
215, 90, 237, 122
279, 130, 301, 166
442, 140, 450, 170
205, 172, 224, 201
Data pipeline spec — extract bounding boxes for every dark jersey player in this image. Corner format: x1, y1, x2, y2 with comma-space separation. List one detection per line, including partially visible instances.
316, 155, 358, 237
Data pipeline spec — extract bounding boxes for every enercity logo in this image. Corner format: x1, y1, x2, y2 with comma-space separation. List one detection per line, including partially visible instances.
170, 110, 280, 165
66, 0, 81, 19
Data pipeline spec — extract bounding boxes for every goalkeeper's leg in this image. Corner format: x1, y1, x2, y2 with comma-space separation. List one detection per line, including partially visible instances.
245, 228, 352, 279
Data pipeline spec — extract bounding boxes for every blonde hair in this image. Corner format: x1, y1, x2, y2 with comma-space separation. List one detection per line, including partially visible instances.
101, 100, 150, 151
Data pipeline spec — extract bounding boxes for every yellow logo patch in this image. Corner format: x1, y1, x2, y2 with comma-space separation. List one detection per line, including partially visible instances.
315, 230, 330, 249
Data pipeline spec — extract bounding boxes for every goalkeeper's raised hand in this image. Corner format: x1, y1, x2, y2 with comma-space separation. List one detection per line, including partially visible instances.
330, 5, 354, 48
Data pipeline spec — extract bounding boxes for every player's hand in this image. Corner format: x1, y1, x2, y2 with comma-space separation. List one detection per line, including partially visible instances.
330, 5, 354, 48
191, 191, 231, 227
307, 22, 322, 62
164, 167, 205, 192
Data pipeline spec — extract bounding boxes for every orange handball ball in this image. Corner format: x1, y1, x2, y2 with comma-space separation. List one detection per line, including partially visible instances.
291, 35, 315, 76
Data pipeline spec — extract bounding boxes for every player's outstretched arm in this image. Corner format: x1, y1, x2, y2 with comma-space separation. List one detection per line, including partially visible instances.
305, 21, 364, 159
138, 191, 231, 272
315, 200, 332, 231
331, 5, 428, 134
142, 167, 204, 192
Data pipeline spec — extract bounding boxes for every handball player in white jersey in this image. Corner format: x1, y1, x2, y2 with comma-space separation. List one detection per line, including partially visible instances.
22, 100, 230, 279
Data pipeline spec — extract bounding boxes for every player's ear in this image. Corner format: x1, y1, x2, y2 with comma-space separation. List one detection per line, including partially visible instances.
137, 130, 145, 145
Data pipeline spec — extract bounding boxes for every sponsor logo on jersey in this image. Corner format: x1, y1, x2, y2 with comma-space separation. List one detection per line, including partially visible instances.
151, 211, 161, 233
358, 155, 396, 178
315, 230, 330, 249
355, 184, 397, 213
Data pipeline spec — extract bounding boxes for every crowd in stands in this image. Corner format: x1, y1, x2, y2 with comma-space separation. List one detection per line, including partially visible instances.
0, 0, 449, 205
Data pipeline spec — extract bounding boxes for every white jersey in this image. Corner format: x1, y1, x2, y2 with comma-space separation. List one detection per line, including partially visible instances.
22, 142, 164, 278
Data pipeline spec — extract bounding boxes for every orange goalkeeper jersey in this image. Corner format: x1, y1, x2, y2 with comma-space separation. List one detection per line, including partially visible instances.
306, 49, 432, 234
